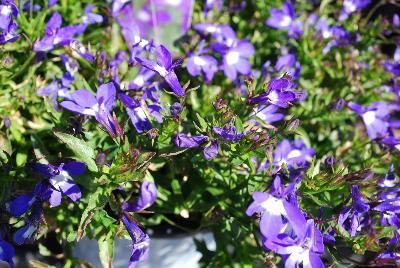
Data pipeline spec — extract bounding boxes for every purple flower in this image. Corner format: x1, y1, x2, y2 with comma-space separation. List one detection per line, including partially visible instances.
0, 240, 14, 268
203, 0, 223, 16
112, 0, 130, 16
122, 181, 157, 212
212, 125, 245, 141
33, 12, 83, 53
194, 24, 237, 47
252, 105, 285, 125
60, 83, 120, 136
99, 51, 126, 84
170, 102, 183, 117
122, 215, 150, 267
60, 54, 79, 86
384, 62, 400, 77
186, 41, 218, 83
128, 69, 155, 90
271, 219, 325, 268
114, 3, 151, 53
3, 116, 11, 129
48, 0, 57, 7
37, 81, 70, 111
0, 21, 19, 45
7, 181, 50, 217
174, 133, 208, 148
338, 185, 370, 236
348, 101, 398, 140
13, 204, 42, 245
32, 162, 85, 207
275, 53, 301, 80
0, 1, 18, 31
248, 77, 297, 108
273, 139, 315, 172
69, 40, 94, 62
246, 176, 305, 243
81, 4, 103, 26
203, 140, 219, 160
221, 40, 254, 81
119, 93, 154, 133
339, 0, 371, 21
265, 2, 302, 38
135, 45, 185, 97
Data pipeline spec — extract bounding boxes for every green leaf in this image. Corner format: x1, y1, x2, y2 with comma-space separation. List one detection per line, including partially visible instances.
77, 188, 108, 241
54, 132, 98, 172
29, 260, 56, 268
98, 238, 115, 268
196, 113, 208, 130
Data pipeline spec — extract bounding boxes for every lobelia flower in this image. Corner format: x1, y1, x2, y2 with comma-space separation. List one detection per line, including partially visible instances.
186, 40, 218, 83
113, 3, 153, 54
13, 203, 43, 245
99, 50, 126, 84
80, 4, 103, 27
170, 102, 183, 117
0, 19, 19, 45
119, 92, 160, 133
203, 140, 219, 160
194, 24, 237, 47
246, 175, 306, 243
174, 133, 208, 148
275, 53, 301, 81
252, 105, 285, 125
273, 139, 315, 173
271, 219, 325, 268
248, 77, 297, 108
122, 215, 150, 268
153, 0, 194, 32
122, 181, 157, 212
33, 12, 83, 53
265, 2, 302, 38
135, 45, 186, 97
0, 239, 14, 268
32, 162, 85, 207
128, 68, 155, 90
60, 54, 79, 86
339, 0, 371, 21
48, 0, 57, 7
219, 40, 255, 81
203, 0, 223, 17
348, 101, 399, 140
338, 185, 370, 236
37, 80, 71, 111
212, 125, 245, 142
0, 0, 18, 31
60, 82, 121, 137
70, 40, 94, 62
7, 181, 50, 217
374, 165, 400, 227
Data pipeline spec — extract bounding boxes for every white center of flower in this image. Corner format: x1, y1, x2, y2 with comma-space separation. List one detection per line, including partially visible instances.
133, 75, 145, 87
287, 149, 302, 159
52, 170, 69, 188
344, 0, 357, 12
135, 107, 147, 121
83, 103, 98, 116
261, 196, 286, 216
165, 0, 182, 6
137, 10, 151, 22
226, 51, 240, 65
362, 111, 376, 126
154, 65, 168, 77
267, 90, 279, 102
193, 56, 207, 66
0, 5, 11, 16
280, 16, 292, 27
